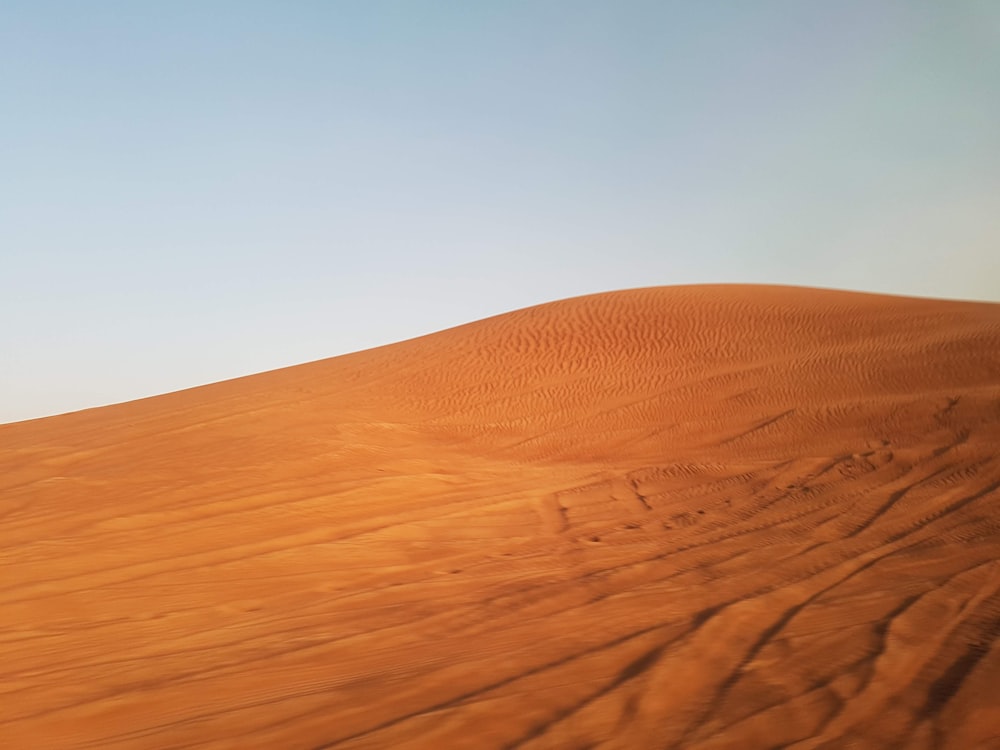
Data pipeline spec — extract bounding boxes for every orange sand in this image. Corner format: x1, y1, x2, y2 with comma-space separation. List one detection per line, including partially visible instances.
2, 285, 999, 749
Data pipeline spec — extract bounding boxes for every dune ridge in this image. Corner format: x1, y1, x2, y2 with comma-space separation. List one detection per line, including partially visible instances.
2, 284, 999, 748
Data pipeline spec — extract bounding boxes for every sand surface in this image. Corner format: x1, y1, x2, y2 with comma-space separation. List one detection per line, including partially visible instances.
2, 285, 1000, 749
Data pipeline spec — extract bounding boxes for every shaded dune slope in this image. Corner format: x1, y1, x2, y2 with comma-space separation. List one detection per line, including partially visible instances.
2, 285, 1000, 749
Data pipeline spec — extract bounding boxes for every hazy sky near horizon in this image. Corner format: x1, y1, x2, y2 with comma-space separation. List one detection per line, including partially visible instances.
3, 1, 1000, 423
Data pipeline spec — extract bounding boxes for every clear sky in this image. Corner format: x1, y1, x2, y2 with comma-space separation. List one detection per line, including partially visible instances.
3, 1, 999, 424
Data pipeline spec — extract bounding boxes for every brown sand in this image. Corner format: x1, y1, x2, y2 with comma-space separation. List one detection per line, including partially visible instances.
2, 284, 1000, 749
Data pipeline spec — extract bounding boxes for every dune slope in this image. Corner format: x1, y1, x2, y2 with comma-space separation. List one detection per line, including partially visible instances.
2, 285, 1000, 749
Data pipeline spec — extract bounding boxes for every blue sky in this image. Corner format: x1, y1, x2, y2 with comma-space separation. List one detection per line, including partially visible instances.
3, 1, 999, 423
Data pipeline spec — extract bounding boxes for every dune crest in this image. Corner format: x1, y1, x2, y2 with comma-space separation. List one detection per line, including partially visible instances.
2, 285, 1000, 749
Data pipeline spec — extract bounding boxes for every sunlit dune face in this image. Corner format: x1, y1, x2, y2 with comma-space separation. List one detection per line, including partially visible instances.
2, 285, 999, 749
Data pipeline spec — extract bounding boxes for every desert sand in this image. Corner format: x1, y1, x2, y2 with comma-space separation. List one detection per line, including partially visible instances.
2, 284, 1000, 749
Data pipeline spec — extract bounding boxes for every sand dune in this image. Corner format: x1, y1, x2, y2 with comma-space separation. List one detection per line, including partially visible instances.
2, 284, 1000, 749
